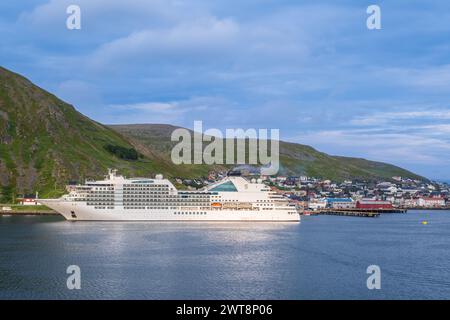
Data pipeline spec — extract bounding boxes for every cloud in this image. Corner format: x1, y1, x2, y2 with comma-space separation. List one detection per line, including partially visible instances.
2, 0, 450, 179
295, 128, 450, 163
289, 107, 450, 179
351, 110, 450, 126
89, 16, 240, 71
16, 0, 189, 35
103, 96, 233, 125
373, 65, 450, 92
110, 102, 178, 112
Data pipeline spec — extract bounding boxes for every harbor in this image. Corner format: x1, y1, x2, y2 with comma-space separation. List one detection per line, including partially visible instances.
1, 210, 449, 299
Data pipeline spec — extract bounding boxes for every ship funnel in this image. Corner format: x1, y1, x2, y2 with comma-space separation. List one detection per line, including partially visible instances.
108, 168, 118, 180
155, 174, 163, 180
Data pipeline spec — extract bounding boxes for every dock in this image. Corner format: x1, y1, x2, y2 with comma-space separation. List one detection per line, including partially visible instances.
303, 208, 407, 218
319, 210, 380, 217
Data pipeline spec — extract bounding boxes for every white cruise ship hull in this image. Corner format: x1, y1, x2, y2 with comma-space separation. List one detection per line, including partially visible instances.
40, 200, 300, 222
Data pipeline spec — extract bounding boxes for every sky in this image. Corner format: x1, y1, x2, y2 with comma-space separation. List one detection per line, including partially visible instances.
1, 0, 450, 180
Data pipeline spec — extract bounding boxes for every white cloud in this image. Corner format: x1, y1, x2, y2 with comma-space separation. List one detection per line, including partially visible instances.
17, 0, 188, 32
4, 0, 450, 180
373, 65, 450, 92
351, 110, 450, 126
295, 129, 450, 164
88, 16, 239, 71
110, 101, 178, 112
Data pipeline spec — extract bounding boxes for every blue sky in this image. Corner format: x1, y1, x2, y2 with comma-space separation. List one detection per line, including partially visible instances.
1, 0, 450, 180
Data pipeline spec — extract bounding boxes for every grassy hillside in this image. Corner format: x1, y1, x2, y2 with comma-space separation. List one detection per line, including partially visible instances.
109, 124, 228, 178
0, 67, 173, 201
110, 124, 426, 182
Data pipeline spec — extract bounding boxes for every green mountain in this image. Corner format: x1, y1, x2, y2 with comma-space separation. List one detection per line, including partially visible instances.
0, 67, 179, 201
110, 124, 426, 182
0, 66, 425, 201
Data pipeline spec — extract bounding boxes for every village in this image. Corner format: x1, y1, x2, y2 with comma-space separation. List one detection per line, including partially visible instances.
178, 172, 450, 212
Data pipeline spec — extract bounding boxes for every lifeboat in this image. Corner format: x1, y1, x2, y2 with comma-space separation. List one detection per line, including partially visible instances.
211, 202, 222, 208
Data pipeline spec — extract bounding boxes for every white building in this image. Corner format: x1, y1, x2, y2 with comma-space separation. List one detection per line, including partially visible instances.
20, 198, 41, 206
417, 197, 446, 208
308, 199, 327, 210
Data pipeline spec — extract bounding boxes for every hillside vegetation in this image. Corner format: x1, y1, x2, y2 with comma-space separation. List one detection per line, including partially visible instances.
0, 67, 179, 201
111, 124, 425, 182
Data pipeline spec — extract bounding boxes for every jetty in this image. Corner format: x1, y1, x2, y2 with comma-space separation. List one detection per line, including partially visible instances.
303, 208, 407, 218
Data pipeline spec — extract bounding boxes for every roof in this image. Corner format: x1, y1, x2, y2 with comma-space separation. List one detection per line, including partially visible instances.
326, 198, 353, 203
206, 176, 267, 193
209, 181, 238, 192
357, 200, 391, 204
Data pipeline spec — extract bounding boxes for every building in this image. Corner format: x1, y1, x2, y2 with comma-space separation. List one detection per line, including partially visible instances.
417, 197, 446, 208
19, 198, 41, 206
326, 198, 355, 209
403, 198, 419, 207
356, 200, 393, 209
402, 188, 420, 195
308, 198, 327, 210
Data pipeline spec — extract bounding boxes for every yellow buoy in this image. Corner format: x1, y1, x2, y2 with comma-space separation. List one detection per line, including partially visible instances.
421, 221, 428, 225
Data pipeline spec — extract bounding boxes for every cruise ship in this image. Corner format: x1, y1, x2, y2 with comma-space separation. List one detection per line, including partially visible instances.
40, 169, 300, 222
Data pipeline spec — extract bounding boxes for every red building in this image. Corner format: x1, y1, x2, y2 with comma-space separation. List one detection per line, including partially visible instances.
19, 198, 41, 206
356, 200, 393, 209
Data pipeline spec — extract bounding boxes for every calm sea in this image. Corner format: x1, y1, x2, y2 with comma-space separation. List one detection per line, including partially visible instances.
0, 210, 449, 299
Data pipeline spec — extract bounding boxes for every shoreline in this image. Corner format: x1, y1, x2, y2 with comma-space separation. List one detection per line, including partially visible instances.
0, 210, 58, 216
402, 207, 450, 211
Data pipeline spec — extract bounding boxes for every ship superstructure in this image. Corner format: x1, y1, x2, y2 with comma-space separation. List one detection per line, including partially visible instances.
40, 170, 300, 221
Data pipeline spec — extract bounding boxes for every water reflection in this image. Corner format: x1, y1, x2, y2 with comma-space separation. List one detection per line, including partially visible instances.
1, 212, 450, 299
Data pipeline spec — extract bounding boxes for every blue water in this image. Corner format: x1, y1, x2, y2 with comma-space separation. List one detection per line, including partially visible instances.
0, 210, 449, 299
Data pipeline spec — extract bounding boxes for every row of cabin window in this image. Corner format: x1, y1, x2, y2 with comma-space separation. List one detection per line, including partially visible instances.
123, 207, 177, 210
174, 212, 207, 215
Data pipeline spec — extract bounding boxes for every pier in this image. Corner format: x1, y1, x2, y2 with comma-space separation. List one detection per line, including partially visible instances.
319, 210, 380, 217
303, 208, 407, 218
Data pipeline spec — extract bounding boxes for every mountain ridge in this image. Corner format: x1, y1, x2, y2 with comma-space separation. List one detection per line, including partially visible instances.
0, 66, 179, 201
109, 123, 426, 182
